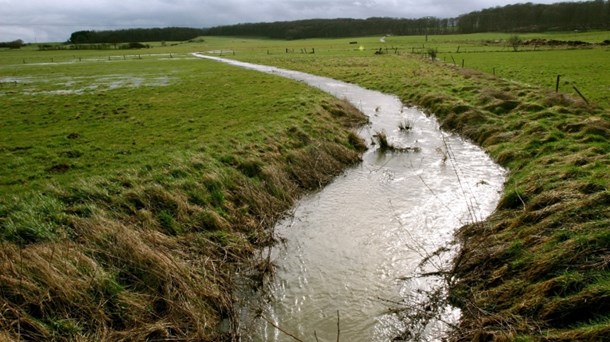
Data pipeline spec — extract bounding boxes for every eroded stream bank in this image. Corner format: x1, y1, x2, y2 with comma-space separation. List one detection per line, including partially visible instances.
194, 54, 506, 341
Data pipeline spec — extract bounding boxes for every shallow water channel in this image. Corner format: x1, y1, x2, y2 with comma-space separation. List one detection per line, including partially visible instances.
193, 54, 506, 341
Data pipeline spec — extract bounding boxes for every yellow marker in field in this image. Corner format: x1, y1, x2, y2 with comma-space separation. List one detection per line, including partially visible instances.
359, 45, 364, 51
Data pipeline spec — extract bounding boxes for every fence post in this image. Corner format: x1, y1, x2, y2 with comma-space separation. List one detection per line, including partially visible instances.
556, 75, 561, 92
573, 86, 589, 104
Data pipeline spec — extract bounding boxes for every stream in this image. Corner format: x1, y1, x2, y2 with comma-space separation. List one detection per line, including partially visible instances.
193, 54, 506, 341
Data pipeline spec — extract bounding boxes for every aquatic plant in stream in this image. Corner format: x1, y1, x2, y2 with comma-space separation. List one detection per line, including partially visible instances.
398, 119, 414, 132
373, 130, 421, 153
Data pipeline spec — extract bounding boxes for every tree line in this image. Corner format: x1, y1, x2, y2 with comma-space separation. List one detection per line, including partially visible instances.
0, 39, 25, 49
202, 1, 609, 38
457, 0, 610, 33
202, 17, 457, 39
68, 27, 206, 44
64, 0, 609, 44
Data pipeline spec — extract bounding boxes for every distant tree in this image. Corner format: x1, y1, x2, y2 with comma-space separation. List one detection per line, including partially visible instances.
120, 42, 149, 49
69, 31, 95, 44
457, 0, 610, 33
508, 35, 522, 51
67, 27, 205, 45
0, 39, 25, 49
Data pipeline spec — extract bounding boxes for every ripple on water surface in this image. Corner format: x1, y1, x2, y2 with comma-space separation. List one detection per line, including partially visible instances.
194, 54, 506, 341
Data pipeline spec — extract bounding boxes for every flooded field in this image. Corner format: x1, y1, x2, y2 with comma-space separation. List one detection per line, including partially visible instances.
0, 74, 174, 96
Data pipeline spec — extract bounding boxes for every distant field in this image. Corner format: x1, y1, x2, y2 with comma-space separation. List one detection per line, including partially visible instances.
194, 31, 610, 108
9, 32, 608, 110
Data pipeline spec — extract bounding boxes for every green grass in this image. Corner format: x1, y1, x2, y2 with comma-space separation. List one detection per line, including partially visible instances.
194, 32, 610, 108
0, 44, 367, 340
0, 55, 339, 193
436, 48, 610, 108
1, 32, 609, 340
208, 34, 610, 340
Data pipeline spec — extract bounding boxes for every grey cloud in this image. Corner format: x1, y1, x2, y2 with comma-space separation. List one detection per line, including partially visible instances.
1, 0, 563, 42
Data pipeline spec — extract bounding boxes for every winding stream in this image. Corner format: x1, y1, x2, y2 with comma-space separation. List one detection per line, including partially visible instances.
193, 54, 506, 341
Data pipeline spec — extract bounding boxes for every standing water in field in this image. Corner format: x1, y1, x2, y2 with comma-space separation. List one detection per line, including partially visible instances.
193, 54, 506, 341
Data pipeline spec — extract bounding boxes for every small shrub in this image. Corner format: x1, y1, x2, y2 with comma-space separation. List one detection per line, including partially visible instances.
427, 47, 438, 61
508, 35, 522, 52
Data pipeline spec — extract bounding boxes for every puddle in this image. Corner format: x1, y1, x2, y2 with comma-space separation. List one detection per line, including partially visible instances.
0, 74, 174, 96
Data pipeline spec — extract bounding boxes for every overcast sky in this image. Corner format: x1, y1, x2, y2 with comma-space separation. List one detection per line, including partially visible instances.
2, 0, 567, 43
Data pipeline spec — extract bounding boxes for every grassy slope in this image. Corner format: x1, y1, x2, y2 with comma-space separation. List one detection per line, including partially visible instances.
0, 49, 367, 340
228, 36, 610, 340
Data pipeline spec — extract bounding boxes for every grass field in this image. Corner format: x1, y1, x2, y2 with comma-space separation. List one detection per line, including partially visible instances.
1, 56, 347, 194
0, 43, 367, 340
194, 31, 610, 108
1, 31, 609, 340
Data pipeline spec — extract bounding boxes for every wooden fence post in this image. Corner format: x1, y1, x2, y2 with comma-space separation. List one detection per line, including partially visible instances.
573, 86, 589, 104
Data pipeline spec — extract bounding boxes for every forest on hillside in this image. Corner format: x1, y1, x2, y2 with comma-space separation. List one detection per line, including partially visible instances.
65, 0, 609, 43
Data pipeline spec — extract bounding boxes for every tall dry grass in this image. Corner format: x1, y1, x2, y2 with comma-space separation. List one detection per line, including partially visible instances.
0, 99, 368, 340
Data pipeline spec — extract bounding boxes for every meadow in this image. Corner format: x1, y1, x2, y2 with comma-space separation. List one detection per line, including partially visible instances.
1, 31, 609, 340
197, 31, 610, 107
0, 44, 367, 340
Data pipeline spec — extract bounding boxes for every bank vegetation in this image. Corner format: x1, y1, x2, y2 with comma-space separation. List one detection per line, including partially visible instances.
234, 44, 609, 341
0, 55, 368, 340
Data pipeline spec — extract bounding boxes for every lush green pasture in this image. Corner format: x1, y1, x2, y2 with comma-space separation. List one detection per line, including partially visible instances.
0, 45, 367, 340
13, 31, 608, 108
403, 32, 609, 109
198, 32, 610, 108
0, 53, 336, 193
437, 48, 609, 104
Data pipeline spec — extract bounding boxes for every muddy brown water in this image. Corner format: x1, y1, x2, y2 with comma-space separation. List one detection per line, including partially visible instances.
194, 54, 506, 341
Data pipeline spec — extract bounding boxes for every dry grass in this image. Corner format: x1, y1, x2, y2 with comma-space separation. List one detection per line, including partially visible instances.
0, 98, 367, 340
